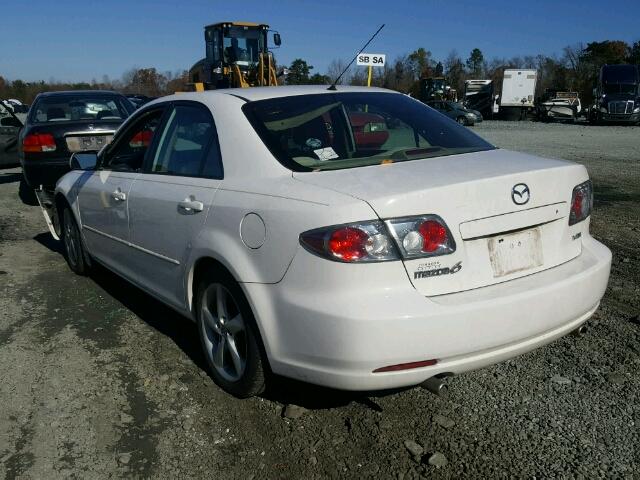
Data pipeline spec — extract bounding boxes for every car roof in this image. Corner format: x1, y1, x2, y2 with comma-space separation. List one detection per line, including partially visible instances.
157, 85, 403, 106
37, 90, 123, 97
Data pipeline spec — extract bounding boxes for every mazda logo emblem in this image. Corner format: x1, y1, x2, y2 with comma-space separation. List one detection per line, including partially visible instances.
511, 183, 530, 205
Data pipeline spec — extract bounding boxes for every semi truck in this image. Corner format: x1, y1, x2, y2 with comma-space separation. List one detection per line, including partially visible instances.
499, 69, 537, 120
589, 64, 640, 124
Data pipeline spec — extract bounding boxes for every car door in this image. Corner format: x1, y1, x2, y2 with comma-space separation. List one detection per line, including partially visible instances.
76, 106, 166, 278
126, 101, 223, 308
0, 109, 22, 167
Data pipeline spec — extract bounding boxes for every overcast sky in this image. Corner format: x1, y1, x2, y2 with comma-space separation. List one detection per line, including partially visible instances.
2, 0, 639, 82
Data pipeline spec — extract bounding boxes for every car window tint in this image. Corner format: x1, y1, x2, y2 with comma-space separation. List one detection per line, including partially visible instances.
101, 109, 163, 172
31, 95, 131, 123
243, 92, 494, 172
150, 104, 221, 178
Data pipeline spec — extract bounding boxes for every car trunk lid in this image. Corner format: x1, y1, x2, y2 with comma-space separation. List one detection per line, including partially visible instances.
293, 149, 588, 296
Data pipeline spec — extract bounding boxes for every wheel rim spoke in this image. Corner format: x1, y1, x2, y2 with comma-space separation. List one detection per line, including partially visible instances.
226, 334, 244, 375
225, 314, 243, 335
202, 305, 221, 335
216, 285, 227, 320
213, 334, 226, 369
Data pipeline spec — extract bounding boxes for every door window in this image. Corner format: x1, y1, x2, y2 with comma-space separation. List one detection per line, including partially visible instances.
101, 109, 164, 171
149, 104, 223, 179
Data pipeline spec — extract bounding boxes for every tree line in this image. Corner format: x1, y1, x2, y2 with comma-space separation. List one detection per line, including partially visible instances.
287, 40, 640, 105
1, 40, 638, 106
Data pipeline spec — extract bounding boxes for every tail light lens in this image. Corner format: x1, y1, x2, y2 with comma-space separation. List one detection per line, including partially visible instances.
385, 215, 456, 259
569, 180, 593, 226
23, 133, 56, 152
129, 130, 153, 148
300, 221, 399, 263
299, 215, 456, 263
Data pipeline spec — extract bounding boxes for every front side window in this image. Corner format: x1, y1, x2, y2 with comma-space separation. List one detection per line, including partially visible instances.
149, 104, 222, 178
101, 109, 164, 171
31, 94, 133, 123
243, 92, 494, 172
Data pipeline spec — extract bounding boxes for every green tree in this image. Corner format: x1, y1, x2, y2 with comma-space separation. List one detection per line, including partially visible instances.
408, 47, 433, 79
308, 73, 330, 85
629, 41, 640, 65
466, 48, 484, 77
287, 58, 313, 85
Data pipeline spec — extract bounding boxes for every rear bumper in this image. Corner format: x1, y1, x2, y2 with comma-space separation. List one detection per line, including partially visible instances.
21, 156, 70, 189
244, 235, 611, 391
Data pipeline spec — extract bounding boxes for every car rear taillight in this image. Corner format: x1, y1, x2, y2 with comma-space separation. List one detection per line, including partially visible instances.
129, 130, 153, 148
300, 215, 456, 263
23, 133, 56, 153
300, 221, 399, 263
385, 215, 456, 259
569, 180, 593, 226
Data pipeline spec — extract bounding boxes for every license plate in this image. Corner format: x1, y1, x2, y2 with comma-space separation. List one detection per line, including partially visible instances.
487, 228, 543, 277
66, 135, 113, 152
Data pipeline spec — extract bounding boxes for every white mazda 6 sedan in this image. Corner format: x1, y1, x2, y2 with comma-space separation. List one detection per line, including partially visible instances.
52, 86, 611, 397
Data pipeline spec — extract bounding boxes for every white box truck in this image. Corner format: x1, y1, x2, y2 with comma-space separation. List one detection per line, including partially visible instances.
499, 69, 537, 119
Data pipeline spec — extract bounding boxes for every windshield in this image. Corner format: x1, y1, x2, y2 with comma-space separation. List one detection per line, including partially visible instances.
30, 94, 132, 124
243, 92, 494, 172
223, 26, 264, 67
603, 83, 637, 95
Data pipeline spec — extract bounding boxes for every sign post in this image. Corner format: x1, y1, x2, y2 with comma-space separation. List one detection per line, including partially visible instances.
356, 53, 386, 87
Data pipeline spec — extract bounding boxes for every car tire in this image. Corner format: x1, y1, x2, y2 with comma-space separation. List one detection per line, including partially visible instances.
196, 271, 266, 398
62, 206, 90, 275
456, 116, 466, 125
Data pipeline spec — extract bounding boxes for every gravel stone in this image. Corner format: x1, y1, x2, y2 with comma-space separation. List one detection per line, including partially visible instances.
403, 440, 424, 457
427, 452, 448, 467
282, 404, 307, 419
551, 375, 572, 385
432, 414, 455, 429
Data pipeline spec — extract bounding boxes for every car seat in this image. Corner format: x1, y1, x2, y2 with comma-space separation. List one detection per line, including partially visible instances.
47, 107, 66, 121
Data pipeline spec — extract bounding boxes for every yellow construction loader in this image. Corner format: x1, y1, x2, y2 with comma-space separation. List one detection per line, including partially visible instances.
189, 21, 281, 90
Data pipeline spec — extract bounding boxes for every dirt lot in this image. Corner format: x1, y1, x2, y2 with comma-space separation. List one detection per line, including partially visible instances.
0, 121, 639, 479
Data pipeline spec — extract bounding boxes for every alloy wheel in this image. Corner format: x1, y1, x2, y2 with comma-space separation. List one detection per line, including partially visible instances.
63, 210, 80, 268
200, 283, 247, 382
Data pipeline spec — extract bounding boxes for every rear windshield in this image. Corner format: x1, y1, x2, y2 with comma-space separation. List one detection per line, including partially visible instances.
242, 92, 494, 172
30, 94, 133, 124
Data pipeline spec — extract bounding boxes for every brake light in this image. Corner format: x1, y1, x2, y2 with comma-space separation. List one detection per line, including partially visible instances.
129, 130, 153, 148
569, 180, 593, 225
328, 227, 369, 261
299, 214, 456, 263
23, 133, 56, 153
386, 215, 456, 258
300, 221, 399, 263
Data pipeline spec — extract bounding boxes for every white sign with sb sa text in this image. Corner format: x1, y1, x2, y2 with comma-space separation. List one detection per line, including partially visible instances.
356, 53, 386, 67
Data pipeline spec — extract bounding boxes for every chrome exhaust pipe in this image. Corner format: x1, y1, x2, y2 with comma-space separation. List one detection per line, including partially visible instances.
421, 377, 448, 396
573, 324, 588, 336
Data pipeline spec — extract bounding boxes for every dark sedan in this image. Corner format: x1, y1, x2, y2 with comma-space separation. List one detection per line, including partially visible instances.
426, 100, 482, 126
20, 90, 134, 189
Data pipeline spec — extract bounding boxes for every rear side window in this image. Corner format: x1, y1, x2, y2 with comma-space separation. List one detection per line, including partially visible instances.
101, 109, 164, 172
149, 104, 223, 179
30, 94, 132, 123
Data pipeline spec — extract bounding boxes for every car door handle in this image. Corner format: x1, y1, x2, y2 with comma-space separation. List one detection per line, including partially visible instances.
111, 190, 126, 202
178, 199, 204, 213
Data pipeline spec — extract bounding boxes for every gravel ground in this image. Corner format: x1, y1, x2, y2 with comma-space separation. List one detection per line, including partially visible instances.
0, 120, 639, 479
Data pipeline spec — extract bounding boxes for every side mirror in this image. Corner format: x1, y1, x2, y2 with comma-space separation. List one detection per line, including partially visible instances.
70, 152, 98, 171
0, 116, 22, 128
273, 33, 281, 46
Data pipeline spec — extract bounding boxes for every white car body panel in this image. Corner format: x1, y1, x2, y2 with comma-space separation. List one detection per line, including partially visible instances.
53, 86, 612, 391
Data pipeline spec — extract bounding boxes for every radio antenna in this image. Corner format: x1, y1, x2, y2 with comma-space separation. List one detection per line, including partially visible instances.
328, 24, 385, 90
